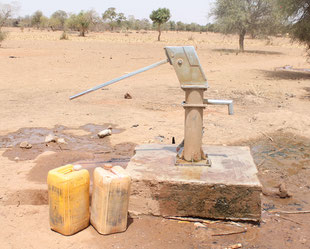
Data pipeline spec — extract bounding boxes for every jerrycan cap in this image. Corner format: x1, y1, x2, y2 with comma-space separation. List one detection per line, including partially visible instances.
73, 165, 83, 171
103, 164, 113, 170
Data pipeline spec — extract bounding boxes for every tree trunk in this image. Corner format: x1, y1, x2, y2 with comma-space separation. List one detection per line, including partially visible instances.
80, 29, 85, 37
158, 24, 161, 41
239, 30, 246, 52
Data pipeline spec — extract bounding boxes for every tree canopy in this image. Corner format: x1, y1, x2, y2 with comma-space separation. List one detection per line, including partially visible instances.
0, 2, 19, 46
66, 11, 94, 36
31, 10, 43, 28
102, 7, 126, 31
49, 10, 68, 31
211, 0, 281, 51
278, 0, 310, 54
149, 8, 171, 41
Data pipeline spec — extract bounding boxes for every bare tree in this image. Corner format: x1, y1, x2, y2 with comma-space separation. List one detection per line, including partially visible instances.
0, 2, 19, 46
0, 2, 18, 29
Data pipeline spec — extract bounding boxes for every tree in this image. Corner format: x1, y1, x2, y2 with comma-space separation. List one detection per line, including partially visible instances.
211, 0, 279, 51
278, 0, 310, 55
139, 18, 151, 30
116, 12, 126, 28
39, 15, 49, 29
102, 7, 126, 31
49, 10, 67, 31
102, 7, 117, 31
65, 11, 94, 36
0, 2, 19, 47
176, 21, 186, 31
167, 21, 176, 31
149, 8, 171, 41
0, 3, 12, 28
31, 10, 43, 28
205, 23, 220, 33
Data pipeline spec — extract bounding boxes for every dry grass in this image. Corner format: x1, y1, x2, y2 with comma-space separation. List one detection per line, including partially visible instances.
2, 27, 303, 50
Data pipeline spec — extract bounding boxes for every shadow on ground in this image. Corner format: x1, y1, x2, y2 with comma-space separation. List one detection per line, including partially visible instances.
212, 48, 283, 55
258, 70, 310, 80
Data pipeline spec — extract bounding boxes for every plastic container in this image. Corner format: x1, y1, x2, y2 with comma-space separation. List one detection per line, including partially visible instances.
91, 166, 131, 235
47, 164, 90, 235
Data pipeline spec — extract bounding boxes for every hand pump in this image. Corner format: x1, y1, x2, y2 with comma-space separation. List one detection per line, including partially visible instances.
70, 46, 233, 165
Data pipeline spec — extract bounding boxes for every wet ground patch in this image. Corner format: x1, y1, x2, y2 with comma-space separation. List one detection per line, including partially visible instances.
0, 124, 136, 183
231, 131, 310, 211
0, 123, 125, 161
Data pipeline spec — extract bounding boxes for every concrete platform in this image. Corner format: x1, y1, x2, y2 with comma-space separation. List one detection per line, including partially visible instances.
127, 144, 262, 221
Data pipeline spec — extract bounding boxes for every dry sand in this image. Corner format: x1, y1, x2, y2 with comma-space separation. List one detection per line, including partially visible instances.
0, 28, 310, 248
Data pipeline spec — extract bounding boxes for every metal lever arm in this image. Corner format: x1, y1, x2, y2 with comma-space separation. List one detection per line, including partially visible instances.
204, 99, 234, 115
70, 59, 169, 100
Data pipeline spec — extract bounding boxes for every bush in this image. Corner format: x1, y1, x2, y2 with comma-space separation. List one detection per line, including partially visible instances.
60, 31, 68, 40
0, 31, 7, 47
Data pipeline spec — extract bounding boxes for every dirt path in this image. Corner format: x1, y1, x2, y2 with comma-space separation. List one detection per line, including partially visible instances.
0, 28, 309, 248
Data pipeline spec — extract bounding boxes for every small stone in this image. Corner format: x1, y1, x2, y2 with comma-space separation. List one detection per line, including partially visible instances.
98, 129, 112, 138
14, 157, 20, 161
285, 93, 296, 98
194, 222, 206, 228
124, 93, 132, 99
20, 141, 32, 149
278, 183, 291, 198
225, 243, 242, 249
131, 124, 139, 128
155, 136, 164, 142
20, 141, 27, 148
56, 138, 67, 144
45, 134, 57, 143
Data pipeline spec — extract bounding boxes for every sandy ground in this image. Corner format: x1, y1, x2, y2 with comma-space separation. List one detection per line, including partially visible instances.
0, 27, 310, 248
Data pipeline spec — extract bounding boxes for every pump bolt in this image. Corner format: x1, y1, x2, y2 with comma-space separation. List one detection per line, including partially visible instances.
177, 59, 183, 65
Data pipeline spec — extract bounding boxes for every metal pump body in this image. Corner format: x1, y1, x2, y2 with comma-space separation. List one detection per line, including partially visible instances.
165, 46, 208, 163
70, 46, 233, 165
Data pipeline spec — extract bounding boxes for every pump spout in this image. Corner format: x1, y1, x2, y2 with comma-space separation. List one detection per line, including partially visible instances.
204, 99, 234, 115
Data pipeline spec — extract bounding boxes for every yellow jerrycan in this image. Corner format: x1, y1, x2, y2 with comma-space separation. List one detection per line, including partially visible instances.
91, 166, 131, 235
47, 164, 90, 235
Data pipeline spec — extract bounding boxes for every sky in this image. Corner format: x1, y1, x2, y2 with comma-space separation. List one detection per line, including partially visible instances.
11, 0, 215, 25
